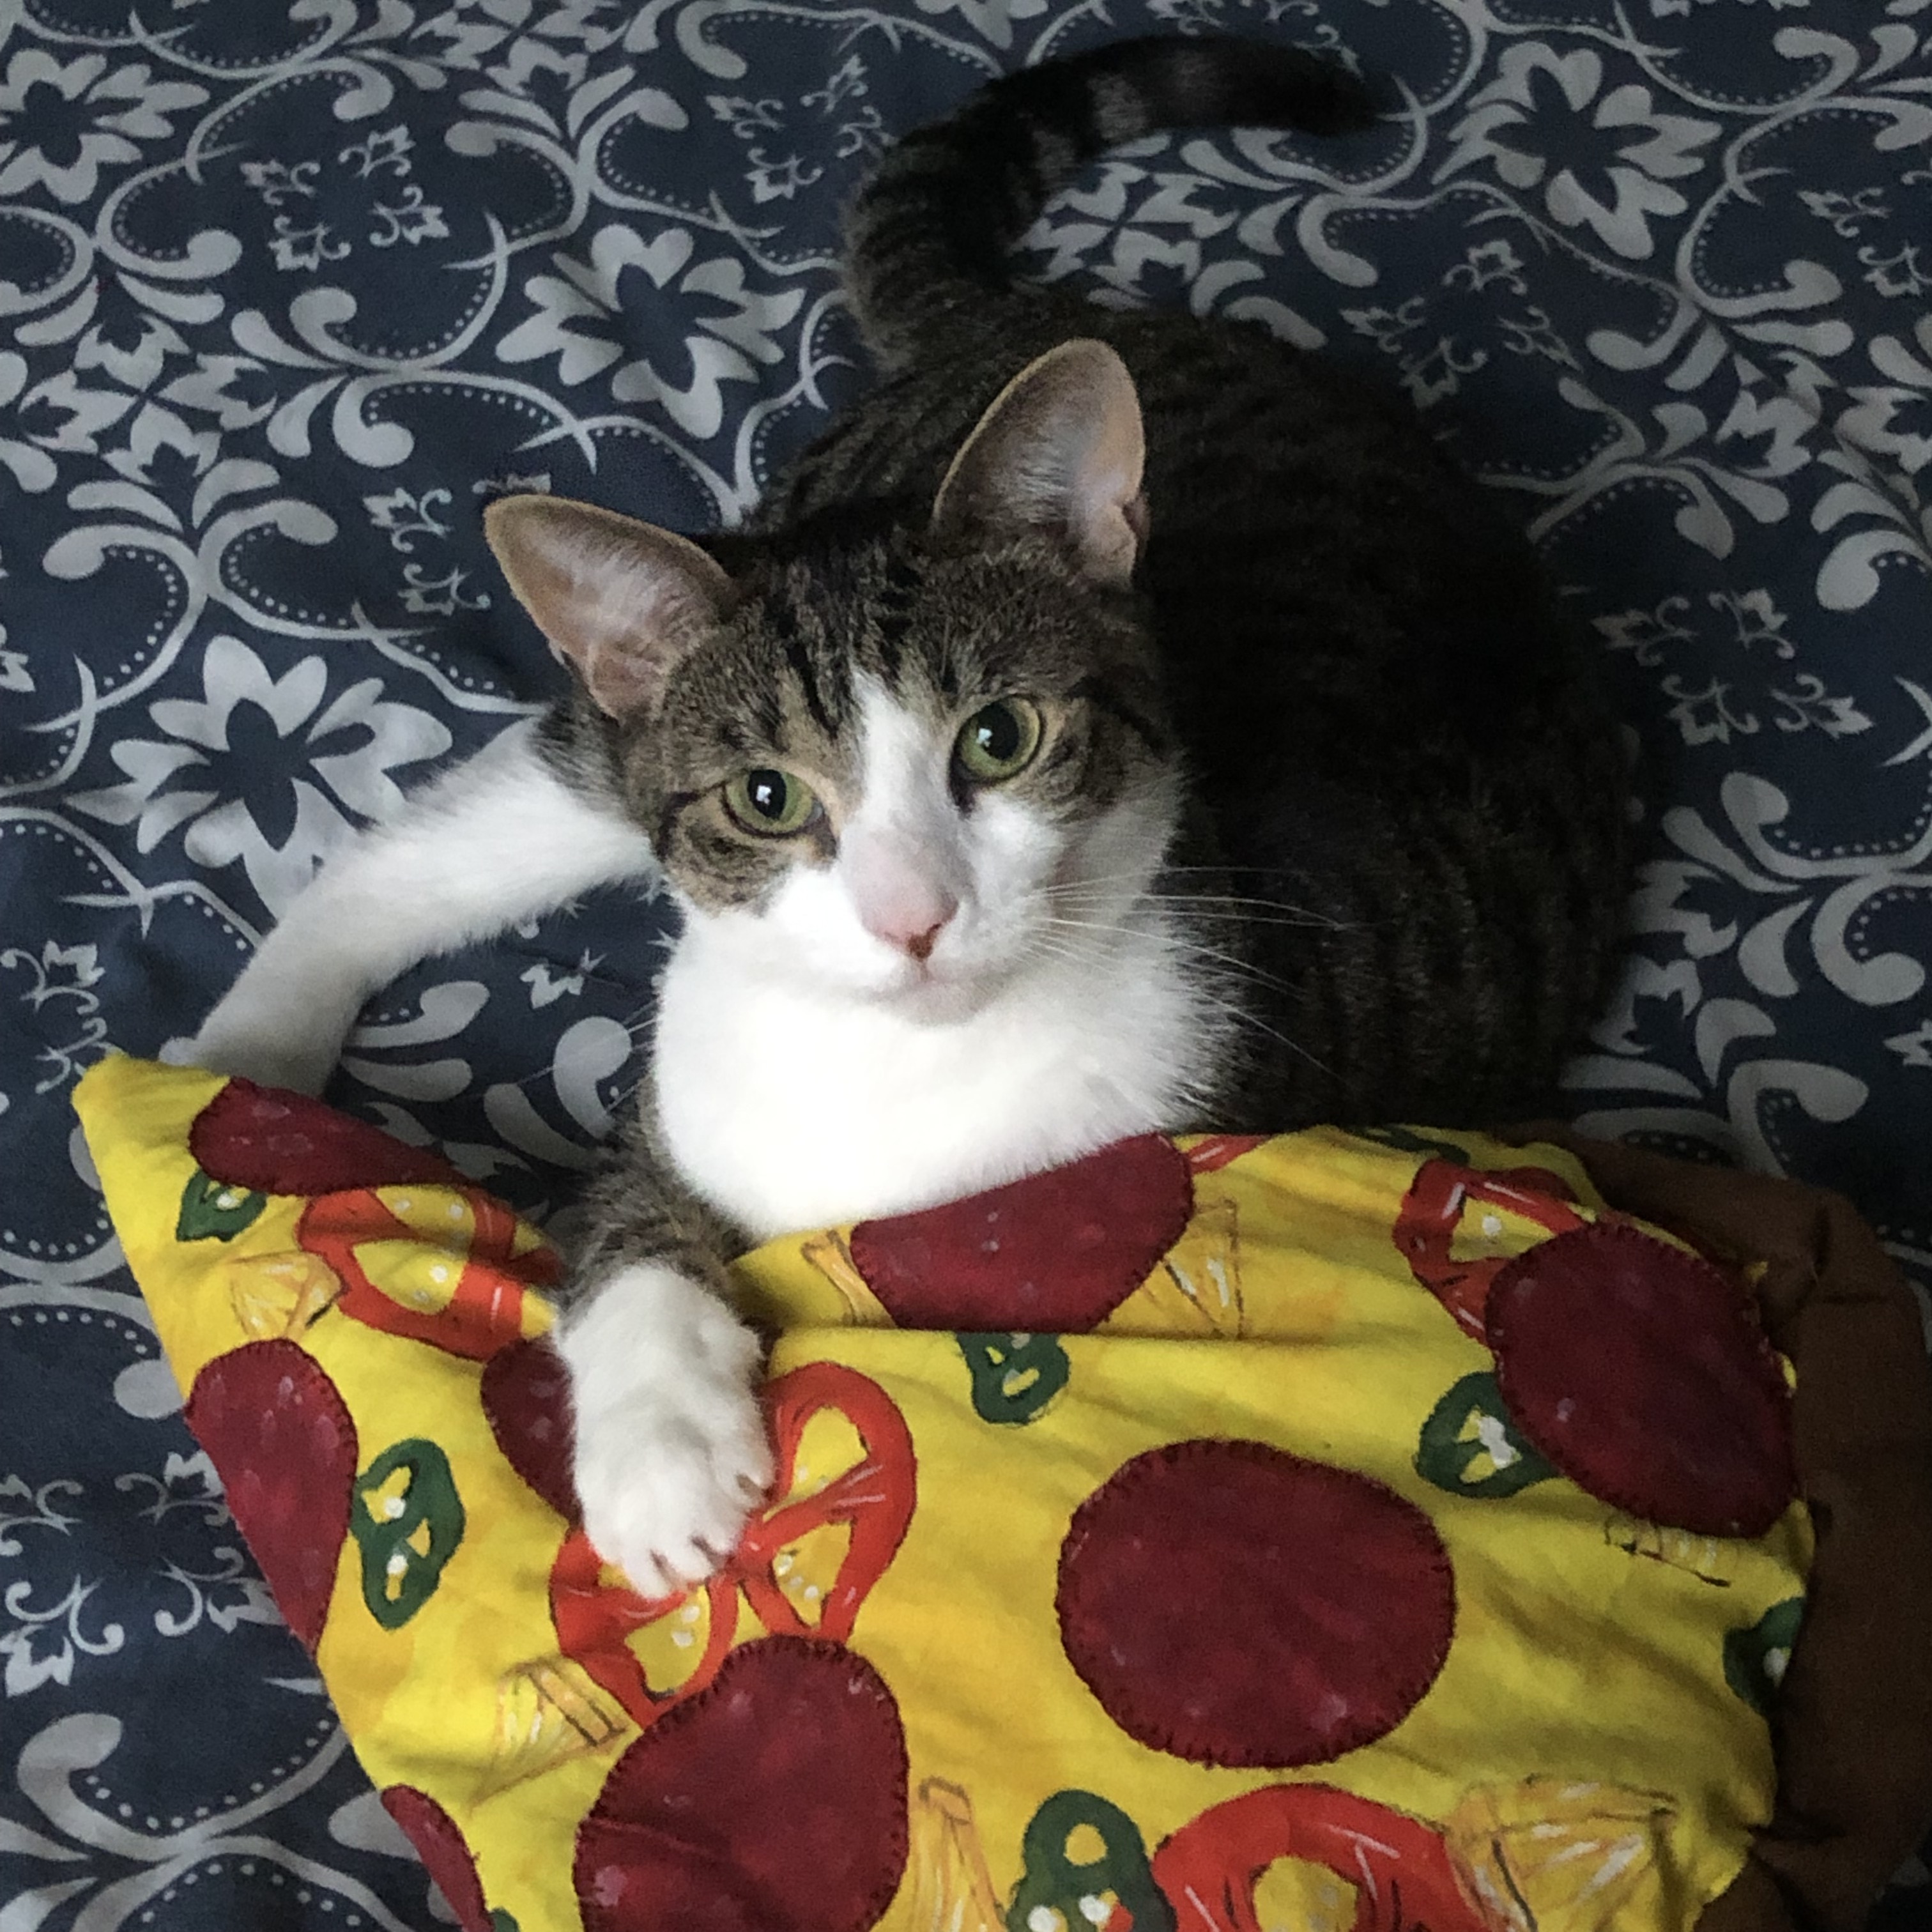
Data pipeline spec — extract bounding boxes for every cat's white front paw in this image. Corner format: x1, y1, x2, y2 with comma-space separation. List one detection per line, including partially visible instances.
556, 1261, 772, 1598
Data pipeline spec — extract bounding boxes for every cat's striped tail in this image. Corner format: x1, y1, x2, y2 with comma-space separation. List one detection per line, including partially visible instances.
842, 34, 1376, 374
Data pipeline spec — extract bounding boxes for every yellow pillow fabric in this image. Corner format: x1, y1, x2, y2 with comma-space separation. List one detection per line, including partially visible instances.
74, 1055, 1810, 1932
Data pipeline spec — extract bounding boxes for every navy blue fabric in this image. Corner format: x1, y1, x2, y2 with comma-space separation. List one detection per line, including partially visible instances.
2, 3, 1928, 1926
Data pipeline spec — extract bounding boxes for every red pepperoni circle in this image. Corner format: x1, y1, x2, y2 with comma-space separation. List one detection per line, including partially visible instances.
848, 1135, 1192, 1331
575, 1637, 908, 1932
184, 1340, 357, 1652
1057, 1440, 1453, 1767
482, 1338, 579, 1522
1487, 1222, 1797, 1538
191, 1077, 459, 1195
381, 1786, 492, 1932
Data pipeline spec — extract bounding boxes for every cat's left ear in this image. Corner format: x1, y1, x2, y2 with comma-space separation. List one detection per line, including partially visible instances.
484, 495, 735, 719
929, 339, 1147, 588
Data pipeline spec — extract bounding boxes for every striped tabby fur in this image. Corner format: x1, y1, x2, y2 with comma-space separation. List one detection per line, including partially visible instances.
553, 33, 1632, 1140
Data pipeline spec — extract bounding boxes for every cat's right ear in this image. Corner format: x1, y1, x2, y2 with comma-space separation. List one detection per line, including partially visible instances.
930, 339, 1147, 588
483, 496, 735, 719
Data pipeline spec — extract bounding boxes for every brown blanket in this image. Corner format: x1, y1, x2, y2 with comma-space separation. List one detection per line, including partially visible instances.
1517, 1132, 1932, 1932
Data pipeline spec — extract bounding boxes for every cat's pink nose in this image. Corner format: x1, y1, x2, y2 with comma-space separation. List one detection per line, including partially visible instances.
866, 898, 956, 963
844, 830, 961, 963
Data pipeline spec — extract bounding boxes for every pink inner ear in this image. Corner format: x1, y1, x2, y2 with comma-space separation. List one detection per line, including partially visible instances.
1070, 454, 1145, 588
484, 497, 732, 720
930, 341, 1147, 587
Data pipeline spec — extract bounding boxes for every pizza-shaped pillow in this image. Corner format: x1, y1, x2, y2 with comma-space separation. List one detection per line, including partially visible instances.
76, 1056, 1813, 1932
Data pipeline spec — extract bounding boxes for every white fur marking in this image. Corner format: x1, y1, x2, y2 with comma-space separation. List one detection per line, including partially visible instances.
187, 720, 656, 1092
654, 682, 1220, 1236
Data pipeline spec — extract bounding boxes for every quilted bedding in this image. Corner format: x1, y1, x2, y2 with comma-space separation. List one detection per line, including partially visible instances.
2, 2, 1929, 1928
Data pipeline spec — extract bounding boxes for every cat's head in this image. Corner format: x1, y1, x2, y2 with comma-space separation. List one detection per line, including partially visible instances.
485, 341, 1181, 1018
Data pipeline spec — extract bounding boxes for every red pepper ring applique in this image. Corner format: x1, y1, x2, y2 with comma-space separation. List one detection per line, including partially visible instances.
298, 1184, 560, 1361
1185, 1135, 1270, 1175
549, 1528, 740, 1731
735, 1360, 917, 1644
549, 1362, 916, 1732
1393, 1159, 1587, 1340
1150, 1784, 1488, 1932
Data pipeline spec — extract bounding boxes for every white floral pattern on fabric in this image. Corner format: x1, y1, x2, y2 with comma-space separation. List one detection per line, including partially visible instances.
497, 223, 809, 440
67, 637, 451, 913
1439, 45, 1721, 260
0, 52, 208, 204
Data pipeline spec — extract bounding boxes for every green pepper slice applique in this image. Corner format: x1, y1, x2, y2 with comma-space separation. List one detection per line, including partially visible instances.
1415, 1370, 1556, 1499
352, 1438, 466, 1629
1724, 1595, 1805, 1717
177, 1169, 267, 1241
956, 1331, 1071, 1425
1008, 1788, 1174, 1932
1354, 1124, 1474, 1165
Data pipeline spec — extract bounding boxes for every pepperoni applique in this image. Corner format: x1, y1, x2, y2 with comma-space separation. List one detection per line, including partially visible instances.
847, 1135, 1193, 1331
482, 1337, 579, 1522
381, 1786, 494, 1932
192, 1078, 460, 1194
183, 1340, 357, 1652
1151, 1784, 1485, 1932
1487, 1222, 1797, 1538
1393, 1159, 1585, 1339
1057, 1440, 1453, 1767
574, 1637, 908, 1932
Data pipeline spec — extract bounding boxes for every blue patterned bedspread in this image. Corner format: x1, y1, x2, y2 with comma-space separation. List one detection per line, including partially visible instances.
3, 3, 1929, 1926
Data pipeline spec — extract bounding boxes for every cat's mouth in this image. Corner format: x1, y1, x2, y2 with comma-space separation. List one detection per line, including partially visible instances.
873, 953, 1004, 1024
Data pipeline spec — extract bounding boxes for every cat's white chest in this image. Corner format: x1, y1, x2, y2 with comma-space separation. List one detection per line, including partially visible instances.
651, 931, 1216, 1241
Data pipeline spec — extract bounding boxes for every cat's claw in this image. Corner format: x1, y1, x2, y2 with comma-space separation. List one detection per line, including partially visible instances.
558, 1261, 773, 1600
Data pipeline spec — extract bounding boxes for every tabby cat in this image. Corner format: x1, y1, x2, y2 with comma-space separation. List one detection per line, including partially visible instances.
189, 36, 1630, 1595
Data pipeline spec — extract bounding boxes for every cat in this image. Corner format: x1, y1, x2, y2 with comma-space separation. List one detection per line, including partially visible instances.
188, 34, 1631, 1598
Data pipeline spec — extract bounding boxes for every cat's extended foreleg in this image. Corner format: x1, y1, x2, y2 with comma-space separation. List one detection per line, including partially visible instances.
555, 1128, 772, 1595
187, 717, 656, 1094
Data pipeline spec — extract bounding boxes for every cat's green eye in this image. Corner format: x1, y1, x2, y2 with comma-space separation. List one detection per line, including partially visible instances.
954, 698, 1043, 784
723, 767, 818, 837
